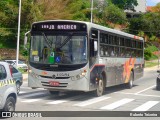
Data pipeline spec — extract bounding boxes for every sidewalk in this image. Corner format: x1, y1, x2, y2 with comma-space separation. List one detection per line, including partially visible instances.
144, 65, 159, 71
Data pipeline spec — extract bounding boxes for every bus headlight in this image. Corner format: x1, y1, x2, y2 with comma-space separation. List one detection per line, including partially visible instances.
71, 70, 87, 81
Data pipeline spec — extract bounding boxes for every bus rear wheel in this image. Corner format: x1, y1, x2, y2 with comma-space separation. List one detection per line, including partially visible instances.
95, 76, 105, 97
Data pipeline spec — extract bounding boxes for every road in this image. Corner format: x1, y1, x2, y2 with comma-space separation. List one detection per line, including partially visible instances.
7, 67, 160, 120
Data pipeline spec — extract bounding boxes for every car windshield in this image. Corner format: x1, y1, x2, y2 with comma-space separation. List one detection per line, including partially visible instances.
18, 61, 24, 64
30, 33, 87, 65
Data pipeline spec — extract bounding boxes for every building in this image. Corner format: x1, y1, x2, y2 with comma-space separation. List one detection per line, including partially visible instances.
134, 0, 147, 12
125, 0, 147, 18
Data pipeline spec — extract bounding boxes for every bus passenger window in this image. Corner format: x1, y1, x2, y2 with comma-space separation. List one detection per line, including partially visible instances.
104, 46, 109, 56
100, 46, 104, 56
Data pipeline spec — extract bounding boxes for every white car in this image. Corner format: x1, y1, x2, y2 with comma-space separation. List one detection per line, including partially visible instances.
5, 60, 28, 72
0, 61, 17, 112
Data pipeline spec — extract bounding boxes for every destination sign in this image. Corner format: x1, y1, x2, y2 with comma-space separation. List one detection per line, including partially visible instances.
31, 22, 87, 32
41, 24, 77, 30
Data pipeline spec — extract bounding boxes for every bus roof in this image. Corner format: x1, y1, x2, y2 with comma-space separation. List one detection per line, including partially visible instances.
32, 20, 144, 41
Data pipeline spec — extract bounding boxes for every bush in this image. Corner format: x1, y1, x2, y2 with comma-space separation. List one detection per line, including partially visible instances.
146, 45, 158, 52
144, 49, 152, 60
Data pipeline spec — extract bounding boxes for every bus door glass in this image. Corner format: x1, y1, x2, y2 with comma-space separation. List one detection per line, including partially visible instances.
89, 29, 98, 67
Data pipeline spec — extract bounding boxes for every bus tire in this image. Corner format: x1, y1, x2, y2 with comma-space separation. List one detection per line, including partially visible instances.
95, 75, 105, 97
3, 96, 16, 112
156, 78, 160, 90
49, 91, 60, 95
156, 85, 160, 90
126, 71, 134, 89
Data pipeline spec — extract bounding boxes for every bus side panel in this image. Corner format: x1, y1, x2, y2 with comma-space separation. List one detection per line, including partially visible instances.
134, 59, 144, 80
89, 65, 105, 90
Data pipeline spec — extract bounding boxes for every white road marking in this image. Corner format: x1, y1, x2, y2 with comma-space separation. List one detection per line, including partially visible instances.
115, 92, 160, 98
46, 94, 87, 105
134, 85, 156, 94
73, 96, 111, 107
19, 91, 27, 94
47, 100, 67, 104
21, 99, 41, 103
100, 98, 134, 110
132, 101, 159, 111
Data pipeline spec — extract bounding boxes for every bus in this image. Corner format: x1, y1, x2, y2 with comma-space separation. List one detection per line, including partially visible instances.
24, 20, 144, 96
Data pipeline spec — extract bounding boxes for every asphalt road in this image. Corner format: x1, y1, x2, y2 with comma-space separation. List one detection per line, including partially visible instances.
6, 67, 160, 120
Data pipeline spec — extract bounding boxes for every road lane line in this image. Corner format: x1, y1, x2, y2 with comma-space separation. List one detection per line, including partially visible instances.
73, 96, 111, 107
134, 85, 156, 94
132, 101, 159, 111
21, 99, 41, 103
115, 92, 160, 98
46, 94, 87, 105
47, 100, 67, 104
100, 98, 134, 110
19, 91, 27, 94
114, 92, 135, 95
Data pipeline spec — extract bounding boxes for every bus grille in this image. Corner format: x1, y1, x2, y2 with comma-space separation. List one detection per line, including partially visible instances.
40, 75, 70, 79
41, 81, 68, 87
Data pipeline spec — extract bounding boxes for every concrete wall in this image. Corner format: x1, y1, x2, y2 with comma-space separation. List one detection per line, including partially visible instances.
134, 0, 147, 12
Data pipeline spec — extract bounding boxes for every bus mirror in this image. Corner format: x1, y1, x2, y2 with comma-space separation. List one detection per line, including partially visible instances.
94, 41, 98, 51
24, 36, 28, 50
24, 31, 30, 50
24, 36, 27, 45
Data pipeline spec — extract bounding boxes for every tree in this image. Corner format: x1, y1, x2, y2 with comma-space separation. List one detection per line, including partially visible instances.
66, 0, 91, 21
151, 2, 160, 13
111, 0, 138, 11
0, 0, 18, 48
93, 3, 127, 26
0, 0, 43, 48
129, 12, 160, 42
104, 4, 127, 25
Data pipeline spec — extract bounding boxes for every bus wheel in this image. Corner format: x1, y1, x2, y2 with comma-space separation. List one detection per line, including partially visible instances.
96, 76, 105, 97
49, 91, 60, 95
126, 72, 133, 89
156, 85, 160, 90
156, 78, 160, 90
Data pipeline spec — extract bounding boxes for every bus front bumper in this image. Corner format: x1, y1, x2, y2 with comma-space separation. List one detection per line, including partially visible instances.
28, 75, 90, 92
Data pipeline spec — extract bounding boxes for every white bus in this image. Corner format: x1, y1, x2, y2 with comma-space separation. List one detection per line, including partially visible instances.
24, 20, 144, 96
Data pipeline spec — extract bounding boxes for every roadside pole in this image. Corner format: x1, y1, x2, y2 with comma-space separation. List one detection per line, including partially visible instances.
16, 0, 21, 67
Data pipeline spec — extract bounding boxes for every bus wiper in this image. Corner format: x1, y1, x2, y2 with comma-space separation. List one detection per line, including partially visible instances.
42, 32, 51, 48
58, 34, 72, 49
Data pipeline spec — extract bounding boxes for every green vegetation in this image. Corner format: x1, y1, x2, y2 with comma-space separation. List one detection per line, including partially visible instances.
0, 0, 160, 61
110, 0, 138, 11
144, 44, 159, 60
145, 61, 158, 68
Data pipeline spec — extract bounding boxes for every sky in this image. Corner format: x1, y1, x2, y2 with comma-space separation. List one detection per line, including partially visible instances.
146, 0, 160, 6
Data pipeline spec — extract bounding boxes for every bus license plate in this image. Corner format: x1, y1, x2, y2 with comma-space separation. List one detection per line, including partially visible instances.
49, 81, 59, 86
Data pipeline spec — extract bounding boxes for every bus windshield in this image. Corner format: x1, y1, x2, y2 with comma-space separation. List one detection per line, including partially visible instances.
30, 33, 87, 65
